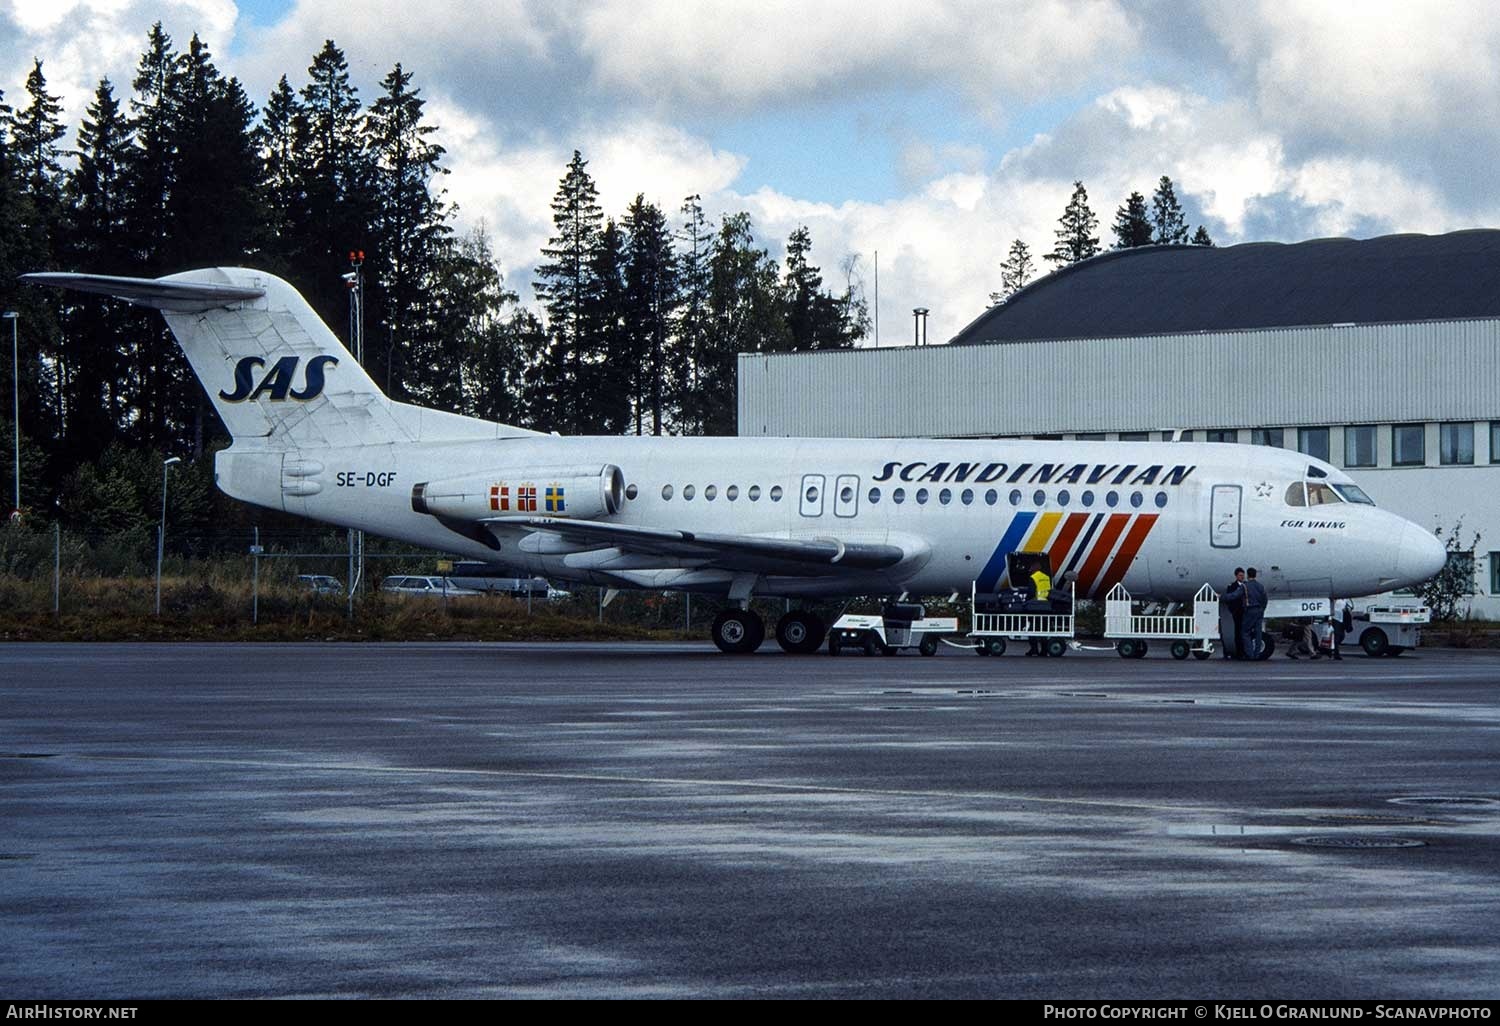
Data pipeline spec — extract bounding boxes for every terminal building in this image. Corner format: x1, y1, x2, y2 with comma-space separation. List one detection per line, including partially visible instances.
737, 230, 1500, 616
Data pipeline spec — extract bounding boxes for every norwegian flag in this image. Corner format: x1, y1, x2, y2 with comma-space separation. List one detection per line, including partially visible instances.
517, 484, 538, 512
489, 484, 510, 512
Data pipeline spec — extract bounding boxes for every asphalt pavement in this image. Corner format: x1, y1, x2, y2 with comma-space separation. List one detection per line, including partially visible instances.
2, 642, 1498, 998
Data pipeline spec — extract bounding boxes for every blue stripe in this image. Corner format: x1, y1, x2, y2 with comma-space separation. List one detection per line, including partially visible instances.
976, 512, 1036, 591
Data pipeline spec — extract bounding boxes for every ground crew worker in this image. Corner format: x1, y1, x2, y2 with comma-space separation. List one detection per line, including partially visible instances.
1026, 565, 1053, 655
1030, 568, 1052, 602
1241, 567, 1268, 659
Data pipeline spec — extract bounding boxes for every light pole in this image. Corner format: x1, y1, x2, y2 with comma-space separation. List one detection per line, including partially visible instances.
3, 311, 17, 517
156, 456, 181, 615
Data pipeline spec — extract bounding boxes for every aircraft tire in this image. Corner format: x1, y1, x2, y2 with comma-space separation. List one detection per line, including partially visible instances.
711, 609, 764, 655
1359, 627, 1389, 657
1170, 640, 1191, 661
776, 611, 826, 655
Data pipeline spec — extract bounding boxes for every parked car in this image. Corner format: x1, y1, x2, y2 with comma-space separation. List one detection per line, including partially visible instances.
297, 574, 343, 596
378, 575, 483, 597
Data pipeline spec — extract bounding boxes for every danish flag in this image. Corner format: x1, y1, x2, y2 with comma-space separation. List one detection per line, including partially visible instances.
489, 484, 510, 512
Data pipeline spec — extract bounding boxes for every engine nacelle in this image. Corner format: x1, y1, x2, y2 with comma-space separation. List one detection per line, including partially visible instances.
411, 464, 625, 521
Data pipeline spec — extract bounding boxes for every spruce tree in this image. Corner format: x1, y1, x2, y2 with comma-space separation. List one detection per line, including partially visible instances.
365, 62, 449, 400
991, 240, 1036, 305
671, 195, 712, 434
1112, 191, 1153, 249
255, 76, 304, 269
622, 195, 679, 435
530, 151, 606, 433
1045, 181, 1099, 266
1192, 225, 1214, 247
1151, 175, 1189, 245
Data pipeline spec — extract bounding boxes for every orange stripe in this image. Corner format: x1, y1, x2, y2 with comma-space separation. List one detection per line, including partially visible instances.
1092, 514, 1159, 598
1022, 511, 1062, 552
1075, 514, 1131, 596
1048, 513, 1089, 574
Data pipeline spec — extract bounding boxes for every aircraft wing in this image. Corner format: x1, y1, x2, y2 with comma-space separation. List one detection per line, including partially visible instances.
485, 516, 908, 573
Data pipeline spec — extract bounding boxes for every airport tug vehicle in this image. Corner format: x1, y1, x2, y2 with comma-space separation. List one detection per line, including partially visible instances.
967, 553, 1077, 657
829, 603, 958, 656
1104, 583, 1220, 660
1355, 602, 1430, 657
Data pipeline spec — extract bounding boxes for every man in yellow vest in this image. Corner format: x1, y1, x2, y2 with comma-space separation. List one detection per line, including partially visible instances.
1026, 565, 1052, 655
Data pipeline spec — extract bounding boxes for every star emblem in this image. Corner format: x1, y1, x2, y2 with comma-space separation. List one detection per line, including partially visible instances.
1254, 481, 1274, 499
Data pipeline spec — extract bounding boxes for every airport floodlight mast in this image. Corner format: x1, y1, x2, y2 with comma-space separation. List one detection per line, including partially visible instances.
3, 311, 17, 518
156, 456, 181, 615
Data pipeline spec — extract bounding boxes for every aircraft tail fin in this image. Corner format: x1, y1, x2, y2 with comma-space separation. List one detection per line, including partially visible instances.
23, 267, 535, 449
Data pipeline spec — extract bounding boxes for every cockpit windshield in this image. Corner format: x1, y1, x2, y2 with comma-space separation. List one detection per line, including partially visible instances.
1286, 480, 1361, 506
1331, 482, 1375, 505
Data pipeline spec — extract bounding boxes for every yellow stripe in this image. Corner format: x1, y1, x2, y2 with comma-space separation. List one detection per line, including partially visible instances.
1022, 511, 1062, 552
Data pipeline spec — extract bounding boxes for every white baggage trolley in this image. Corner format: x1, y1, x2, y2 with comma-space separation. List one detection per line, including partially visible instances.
1104, 583, 1219, 660
968, 581, 1076, 657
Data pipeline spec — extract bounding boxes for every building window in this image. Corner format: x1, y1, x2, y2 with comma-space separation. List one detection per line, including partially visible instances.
1118, 432, 1149, 441
1205, 429, 1236, 443
1298, 427, 1330, 462
1076, 433, 1105, 441
1492, 423, 1500, 464
1164, 430, 1194, 442
1491, 552, 1500, 595
1251, 428, 1284, 447
1440, 423, 1474, 465
1447, 551, 1477, 595
1392, 424, 1425, 466
1345, 426, 1376, 467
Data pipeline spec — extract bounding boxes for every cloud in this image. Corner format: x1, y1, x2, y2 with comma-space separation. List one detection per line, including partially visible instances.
1, 0, 239, 123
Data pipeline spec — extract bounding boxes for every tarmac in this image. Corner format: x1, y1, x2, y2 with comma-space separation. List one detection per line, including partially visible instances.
2, 641, 1498, 999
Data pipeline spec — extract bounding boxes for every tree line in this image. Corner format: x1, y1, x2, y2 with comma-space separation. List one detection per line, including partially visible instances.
0, 24, 868, 528
989, 176, 1214, 306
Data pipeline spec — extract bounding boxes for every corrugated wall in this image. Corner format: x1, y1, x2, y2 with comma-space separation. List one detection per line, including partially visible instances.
737, 320, 1500, 437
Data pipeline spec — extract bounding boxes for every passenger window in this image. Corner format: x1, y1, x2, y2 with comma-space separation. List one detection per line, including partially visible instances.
1154, 492, 1167, 508
1082, 490, 1094, 507
985, 489, 998, 506
1009, 489, 1022, 506
684, 484, 696, 501
626, 484, 638, 500
1130, 491, 1143, 508
893, 488, 906, 504
748, 485, 761, 501
869, 487, 881, 504
1058, 489, 1070, 507
662, 484, 673, 500
961, 489, 974, 505
770, 486, 783, 502
916, 488, 929, 504
939, 488, 952, 505
1033, 490, 1045, 507
1285, 482, 1306, 506
1106, 491, 1119, 508
726, 485, 738, 501
705, 485, 717, 501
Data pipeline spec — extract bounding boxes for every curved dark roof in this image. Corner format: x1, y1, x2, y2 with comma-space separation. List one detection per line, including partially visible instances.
951, 229, 1500, 344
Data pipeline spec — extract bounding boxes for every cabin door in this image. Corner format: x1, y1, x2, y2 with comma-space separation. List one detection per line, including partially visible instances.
1210, 484, 1241, 549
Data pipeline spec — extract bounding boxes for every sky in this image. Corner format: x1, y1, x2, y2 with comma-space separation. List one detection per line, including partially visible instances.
4, 0, 1500, 345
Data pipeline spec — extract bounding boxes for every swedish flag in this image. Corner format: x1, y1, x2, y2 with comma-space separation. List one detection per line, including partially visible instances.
545, 485, 566, 513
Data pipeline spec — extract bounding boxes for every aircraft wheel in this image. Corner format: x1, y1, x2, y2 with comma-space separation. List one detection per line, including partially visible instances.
1170, 640, 1191, 661
711, 609, 764, 655
776, 611, 826, 654
919, 635, 939, 657
1359, 627, 1388, 657
1045, 639, 1068, 658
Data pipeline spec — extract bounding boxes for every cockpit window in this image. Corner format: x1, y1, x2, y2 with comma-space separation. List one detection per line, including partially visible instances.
1285, 482, 1306, 506
1306, 464, 1329, 479
1306, 482, 1341, 505
1331, 483, 1376, 505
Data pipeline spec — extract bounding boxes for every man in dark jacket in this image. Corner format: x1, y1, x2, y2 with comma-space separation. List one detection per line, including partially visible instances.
1241, 567, 1268, 659
1219, 569, 1245, 659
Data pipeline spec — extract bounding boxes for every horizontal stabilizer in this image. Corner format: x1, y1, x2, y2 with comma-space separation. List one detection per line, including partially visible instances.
22, 272, 264, 312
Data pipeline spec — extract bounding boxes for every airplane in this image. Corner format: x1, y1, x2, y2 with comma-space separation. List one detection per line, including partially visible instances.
23, 267, 1447, 654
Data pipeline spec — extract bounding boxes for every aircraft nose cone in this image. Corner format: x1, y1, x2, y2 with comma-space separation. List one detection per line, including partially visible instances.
1395, 523, 1446, 587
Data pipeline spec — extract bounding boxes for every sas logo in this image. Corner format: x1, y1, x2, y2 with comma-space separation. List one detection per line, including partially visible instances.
219, 355, 338, 403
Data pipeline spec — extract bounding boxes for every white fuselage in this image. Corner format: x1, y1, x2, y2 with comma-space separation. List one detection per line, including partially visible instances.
218, 435, 1442, 602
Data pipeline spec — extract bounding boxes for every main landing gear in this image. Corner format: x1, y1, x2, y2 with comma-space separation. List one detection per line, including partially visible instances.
709, 608, 828, 655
